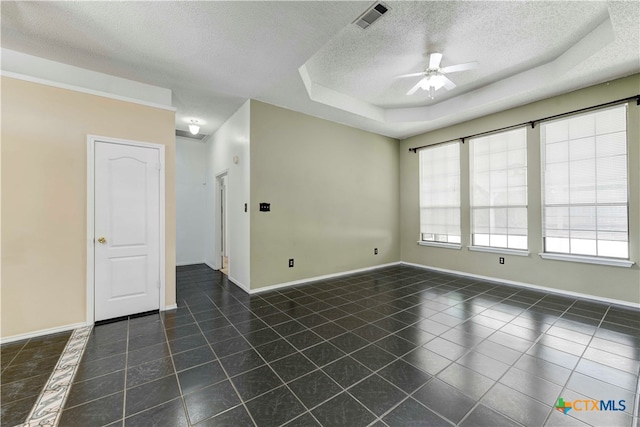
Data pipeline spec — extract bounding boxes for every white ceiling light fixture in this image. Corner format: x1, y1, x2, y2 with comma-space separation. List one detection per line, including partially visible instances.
188, 120, 200, 135
397, 52, 478, 99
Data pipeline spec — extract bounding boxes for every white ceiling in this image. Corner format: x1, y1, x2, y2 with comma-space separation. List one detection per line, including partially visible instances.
2, 1, 638, 140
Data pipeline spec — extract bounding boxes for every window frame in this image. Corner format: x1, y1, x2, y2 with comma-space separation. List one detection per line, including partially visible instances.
468, 127, 529, 252
417, 141, 461, 247
540, 104, 631, 261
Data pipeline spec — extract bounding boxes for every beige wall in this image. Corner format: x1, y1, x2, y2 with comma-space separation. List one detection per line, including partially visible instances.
400, 74, 640, 304
250, 100, 400, 289
1, 77, 176, 339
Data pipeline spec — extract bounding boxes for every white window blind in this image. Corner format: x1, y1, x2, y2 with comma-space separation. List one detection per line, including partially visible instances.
470, 128, 528, 250
541, 105, 629, 259
419, 142, 460, 244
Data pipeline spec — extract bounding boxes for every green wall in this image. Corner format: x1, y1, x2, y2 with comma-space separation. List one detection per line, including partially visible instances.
250, 100, 401, 289
400, 74, 640, 304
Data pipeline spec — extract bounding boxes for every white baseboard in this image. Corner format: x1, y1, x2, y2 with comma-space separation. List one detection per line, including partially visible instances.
400, 261, 640, 309
249, 262, 402, 294
176, 261, 207, 267
163, 304, 178, 311
228, 275, 250, 293
1, 322, 87, 344
201, 260, 248, 293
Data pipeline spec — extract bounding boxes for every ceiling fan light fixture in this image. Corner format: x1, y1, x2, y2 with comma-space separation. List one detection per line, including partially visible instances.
426, 74, 445, 90
419, 74, 445, 98
398, 52, 475, 99
188, 120, 200, 135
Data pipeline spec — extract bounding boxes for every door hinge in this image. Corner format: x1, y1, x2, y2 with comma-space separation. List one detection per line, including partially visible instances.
157, 162, 161, 171
157, 280, 161, 289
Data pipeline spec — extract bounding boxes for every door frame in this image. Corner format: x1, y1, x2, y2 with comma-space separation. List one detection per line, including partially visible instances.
86, 135, 166, 324
214, 170, 229, 271
220, 176, 226, 266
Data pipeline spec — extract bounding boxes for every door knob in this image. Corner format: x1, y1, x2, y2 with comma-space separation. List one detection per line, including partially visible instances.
97, 237, 107, 244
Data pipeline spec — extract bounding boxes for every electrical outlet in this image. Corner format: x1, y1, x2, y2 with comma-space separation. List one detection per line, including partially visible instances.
289, 259, 294, 268
499, 257, 505, 264
374, 248, 378, 255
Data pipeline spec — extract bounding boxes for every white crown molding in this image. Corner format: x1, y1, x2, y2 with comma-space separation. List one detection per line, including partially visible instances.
1, 48, 175, 111
2, 70, 176, 112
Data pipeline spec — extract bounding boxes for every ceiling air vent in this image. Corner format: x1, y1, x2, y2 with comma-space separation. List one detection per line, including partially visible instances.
354, 2, 389, 29
175, 129, 207, 141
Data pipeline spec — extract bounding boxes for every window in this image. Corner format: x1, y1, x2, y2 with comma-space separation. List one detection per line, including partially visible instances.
419, 142, 460, 244
470, 128, 528, 250
541, 105, 629, 259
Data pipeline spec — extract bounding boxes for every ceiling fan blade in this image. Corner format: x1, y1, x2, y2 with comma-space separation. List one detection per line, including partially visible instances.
407, 78, 426, 95
442, 75, 457, 90
429, 53, 443, 69
396, 72, 425, 78
441, 61, 478, 73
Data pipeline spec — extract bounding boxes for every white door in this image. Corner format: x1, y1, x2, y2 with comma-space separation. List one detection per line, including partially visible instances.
94, 141, 161, 321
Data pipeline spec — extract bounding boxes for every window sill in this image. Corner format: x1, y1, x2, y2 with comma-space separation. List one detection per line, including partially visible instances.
539, 253, 634, 268
417, 241, 462, 250
468, 246, 530, 257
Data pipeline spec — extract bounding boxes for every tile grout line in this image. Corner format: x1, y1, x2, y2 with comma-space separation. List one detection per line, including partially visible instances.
223, 273, 519, 425
541, 303, 611, 426
21, 325, 93, 427
120, 319, 131, 426
429, 296, 580, 427
207, 293, 328, 426
1, 341, 29, 375
245, 269, 630, 427
296, 270, 632, 422
469, 297, 582, 426
298, 271, 638, 411
233, 282, 461, 424
184, 300, 260, 427
635, 369, 640, 426
235, 293, 390, 423
276, 272, 484, 425
159, 306, 198, 427
203, 285, 342, 424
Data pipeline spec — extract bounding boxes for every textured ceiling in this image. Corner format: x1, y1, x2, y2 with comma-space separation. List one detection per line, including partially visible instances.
305, 1, 611, 108
1, 1, 638, 139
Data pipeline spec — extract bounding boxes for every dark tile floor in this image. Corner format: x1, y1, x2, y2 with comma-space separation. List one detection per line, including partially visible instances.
1, 330, 72, 426
54, 264, 640, 426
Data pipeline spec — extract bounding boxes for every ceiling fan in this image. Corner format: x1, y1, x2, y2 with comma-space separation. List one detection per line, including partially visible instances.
397, 53, 478, 99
